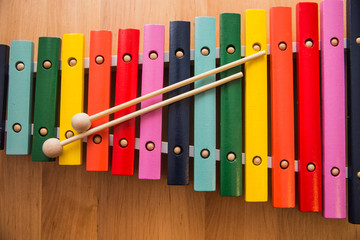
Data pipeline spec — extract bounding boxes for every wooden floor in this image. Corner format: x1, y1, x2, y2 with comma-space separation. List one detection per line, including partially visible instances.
1, 153, 359, 240
1, 0, 360, 239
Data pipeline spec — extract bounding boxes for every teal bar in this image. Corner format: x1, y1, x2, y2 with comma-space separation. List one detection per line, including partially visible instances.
6, 40, 34, 155
194, 17, 216, 191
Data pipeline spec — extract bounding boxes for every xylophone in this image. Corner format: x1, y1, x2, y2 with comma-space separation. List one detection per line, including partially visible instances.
0, 0, 358, 226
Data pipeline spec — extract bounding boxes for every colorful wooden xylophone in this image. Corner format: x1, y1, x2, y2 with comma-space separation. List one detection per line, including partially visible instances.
0, 0, 358, 225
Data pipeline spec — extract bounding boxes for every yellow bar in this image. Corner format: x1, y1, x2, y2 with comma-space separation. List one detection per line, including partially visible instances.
59, 34, 85, 165
244, 10, 268, 201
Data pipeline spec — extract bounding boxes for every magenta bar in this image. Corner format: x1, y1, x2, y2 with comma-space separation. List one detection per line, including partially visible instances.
138, 25, 164, 180
320, 0, 346, 219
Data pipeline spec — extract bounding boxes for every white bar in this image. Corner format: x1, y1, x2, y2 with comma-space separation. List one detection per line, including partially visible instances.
32, 39, 348, 72
5, 121, 349, 176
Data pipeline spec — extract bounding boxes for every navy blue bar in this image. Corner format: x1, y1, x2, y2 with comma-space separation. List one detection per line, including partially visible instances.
347, 0, 360, 224
0, 45, 9, 150
167, 21, 191, 185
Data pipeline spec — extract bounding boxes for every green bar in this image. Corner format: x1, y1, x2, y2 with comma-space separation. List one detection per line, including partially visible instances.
220, 13, 242, 196
32, 37, 60, 161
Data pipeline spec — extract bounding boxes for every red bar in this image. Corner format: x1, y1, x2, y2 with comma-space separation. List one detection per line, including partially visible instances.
270, 7, 295, 208
86, 30, 112, 171
296, 2, 322, 212
112, 29, 140, 175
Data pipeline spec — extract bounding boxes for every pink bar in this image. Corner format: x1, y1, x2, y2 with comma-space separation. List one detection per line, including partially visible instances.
138, 25, 164, 180
320, 0, 346, 218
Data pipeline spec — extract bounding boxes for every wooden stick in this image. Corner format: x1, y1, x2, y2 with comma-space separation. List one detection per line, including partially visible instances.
45, 50, 264, 158
89, 51, 264, 121
64, 72, 243, 146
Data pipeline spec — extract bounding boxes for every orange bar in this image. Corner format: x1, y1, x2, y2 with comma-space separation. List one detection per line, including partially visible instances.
86, 30, 112, 171
270, 7, 295, 208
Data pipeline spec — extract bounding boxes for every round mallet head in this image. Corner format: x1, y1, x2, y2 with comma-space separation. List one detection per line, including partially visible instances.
71, 113, 91, 132
43, 138, 63, 158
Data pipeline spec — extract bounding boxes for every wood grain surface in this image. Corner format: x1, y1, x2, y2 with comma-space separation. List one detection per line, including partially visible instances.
0, 0, 359, 239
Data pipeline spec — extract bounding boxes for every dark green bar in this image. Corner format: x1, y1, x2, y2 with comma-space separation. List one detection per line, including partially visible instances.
32, 37, 60, 161
219, 13, 242, 196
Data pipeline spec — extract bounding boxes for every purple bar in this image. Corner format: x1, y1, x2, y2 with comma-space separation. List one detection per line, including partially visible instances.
138, 24, 164, 180
320, 0, 346, 218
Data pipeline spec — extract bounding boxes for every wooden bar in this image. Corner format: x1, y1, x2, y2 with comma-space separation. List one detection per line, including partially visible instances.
296, 2, 322, 212
86, 30, 112, 171
167, 21, 191, 185
6, 40, 34, 155
59, 34, 85, 165
244, 9, 268, 202
194, 16, 216, 191
112, 29, 139, 175
270, 7, 295, 208
219, 13, 242, 197
138, 25, 164, 180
